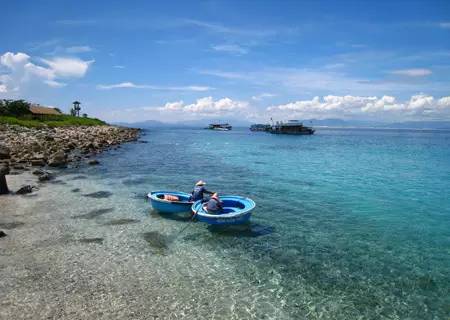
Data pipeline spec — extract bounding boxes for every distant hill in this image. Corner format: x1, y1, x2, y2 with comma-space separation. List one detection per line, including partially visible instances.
116, 118, 253, 128
304, 119, 450, 130
114, 120, 172, 128
380, 121, 450, 130
305, 119, 385, 128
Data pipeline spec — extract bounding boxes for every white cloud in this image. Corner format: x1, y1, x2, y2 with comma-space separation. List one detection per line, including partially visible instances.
252, 93, 276, 101
268, 94, 450, 120
97, 82, 138, 89
197, 69, 251, 80
44, 80, 67, 88
41, 57, 93, 78
390, 68, 432, 77
181, 19, 279, 38
158, 97, 248, 114
113, 65, 125, 69
197, 66, 449, 95
439, 22, 450, 29
65, 46, 92, 53
1, 52, 30, 69
212, 44, 248, 55
96, 82, 212, 91
438, 96, 450, 107
0, 51, 93, 94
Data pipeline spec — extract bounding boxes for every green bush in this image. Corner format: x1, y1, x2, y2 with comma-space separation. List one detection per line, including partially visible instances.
0, 115, 106, 128
0, 99, 31, 116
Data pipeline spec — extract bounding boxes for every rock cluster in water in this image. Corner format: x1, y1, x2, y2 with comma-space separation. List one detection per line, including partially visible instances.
0, 124, 140, 194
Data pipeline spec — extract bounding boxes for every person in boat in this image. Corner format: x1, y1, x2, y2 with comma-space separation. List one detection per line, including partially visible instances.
189, 180, 214, 202
203, 193, 223, 214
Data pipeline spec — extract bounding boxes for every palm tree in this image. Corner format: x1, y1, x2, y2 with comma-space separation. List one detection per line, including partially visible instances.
72, 101, 81, 117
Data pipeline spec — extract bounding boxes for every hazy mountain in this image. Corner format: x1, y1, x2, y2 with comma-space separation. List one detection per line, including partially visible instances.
116, 118, 450, 130
115, 118, 253, 128
378, 121, 450, 129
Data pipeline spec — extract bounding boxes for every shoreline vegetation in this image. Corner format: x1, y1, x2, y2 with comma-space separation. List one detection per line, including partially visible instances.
0, 99, 140, 195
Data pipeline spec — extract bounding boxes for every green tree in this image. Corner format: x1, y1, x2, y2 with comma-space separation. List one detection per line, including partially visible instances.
0, 100, 5, 115
0, 99, 31, 116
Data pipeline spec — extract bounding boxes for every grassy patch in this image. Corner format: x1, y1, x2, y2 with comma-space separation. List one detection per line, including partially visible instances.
0, 115, 106, 127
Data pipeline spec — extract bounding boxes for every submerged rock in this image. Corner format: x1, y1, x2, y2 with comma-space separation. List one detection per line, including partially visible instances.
72, 207, 114, 219
142, 231, 169, 253
15, 185, 35, 195
82, 191, 113, 198
79, 237, 104, 244
88, 159, 100, 165
103, 218, 140, 225
0, 221, 25, 229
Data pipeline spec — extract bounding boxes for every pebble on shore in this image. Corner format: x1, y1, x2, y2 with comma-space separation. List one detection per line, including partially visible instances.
0, 124, 140, 171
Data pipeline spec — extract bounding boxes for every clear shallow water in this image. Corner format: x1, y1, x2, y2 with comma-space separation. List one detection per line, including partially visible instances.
2, 127, 450, 319
92, 127, 450, 319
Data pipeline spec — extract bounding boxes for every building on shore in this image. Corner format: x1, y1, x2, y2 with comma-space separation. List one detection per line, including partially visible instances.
29, 105, 63, 120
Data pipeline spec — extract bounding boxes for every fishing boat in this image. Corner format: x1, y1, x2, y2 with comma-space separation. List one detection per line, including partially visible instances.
148, 191, 193, 213
206, 123, 232, 131
191, 195, 256, 225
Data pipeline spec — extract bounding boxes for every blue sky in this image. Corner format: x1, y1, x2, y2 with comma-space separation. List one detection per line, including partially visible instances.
1, 0, 450, 123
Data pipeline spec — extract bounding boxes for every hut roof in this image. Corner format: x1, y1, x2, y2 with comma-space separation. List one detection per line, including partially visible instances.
29, 105, 62, 115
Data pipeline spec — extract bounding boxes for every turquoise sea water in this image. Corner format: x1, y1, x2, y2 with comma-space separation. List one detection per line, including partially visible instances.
64, 128, 450, 318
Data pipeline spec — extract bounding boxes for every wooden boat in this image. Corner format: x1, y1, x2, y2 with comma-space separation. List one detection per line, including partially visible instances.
191, 195, 256, 225
148, 191, 193, 213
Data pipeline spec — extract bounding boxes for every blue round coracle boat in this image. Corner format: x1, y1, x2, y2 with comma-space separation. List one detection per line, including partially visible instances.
148, 191, 193, 213
191, 195, 256, 225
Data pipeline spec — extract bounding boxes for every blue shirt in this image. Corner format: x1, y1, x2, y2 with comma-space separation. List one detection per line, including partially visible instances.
191, 186, 206, 202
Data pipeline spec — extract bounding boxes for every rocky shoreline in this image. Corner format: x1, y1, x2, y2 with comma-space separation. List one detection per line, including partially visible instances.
0, 124, 140, 194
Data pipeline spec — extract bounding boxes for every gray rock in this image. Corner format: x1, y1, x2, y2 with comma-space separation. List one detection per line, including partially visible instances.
0, 145, 10, 160
48, 150, 67, 167
38, 173, 53, 182
32, 169, 46, 176
31, 159, 46, 166
0, 164, 10, 175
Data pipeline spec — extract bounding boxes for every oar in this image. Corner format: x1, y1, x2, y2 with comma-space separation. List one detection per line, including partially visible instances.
179, 204, 201, 233
168, 203, 202, 243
